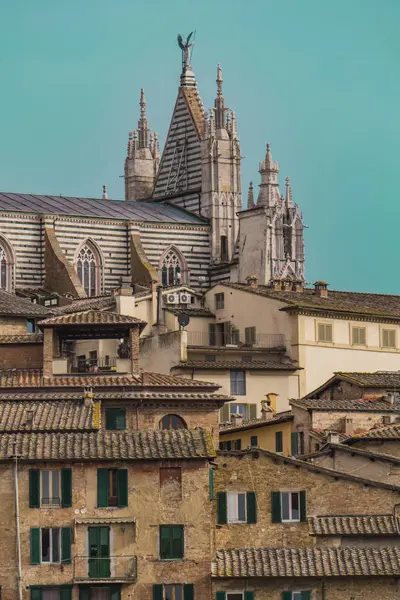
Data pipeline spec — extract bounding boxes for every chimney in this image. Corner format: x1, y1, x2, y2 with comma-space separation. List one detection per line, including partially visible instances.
261, 397, 275, 421
344, 417, 354, 435
266, 392, 279, 413
270, 279, 283, 290
115, 276, 133, 297
291, 279, 303, 293
83, 387, 94, 407
327, 430, 340, 445
231, 413, 243, 427
246, 275, 258, 288
314, 281, 328, 298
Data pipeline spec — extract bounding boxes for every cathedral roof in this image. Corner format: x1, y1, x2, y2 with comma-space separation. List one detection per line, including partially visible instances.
0, 192, 207, 224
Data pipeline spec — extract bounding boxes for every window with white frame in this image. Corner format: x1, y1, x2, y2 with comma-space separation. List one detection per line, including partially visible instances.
352, 326, 366, 345
382, 329, 396, 349
41, 470, 61, 507
281, 491, 300, 522
227, 491, 247, 523
317, 322, 332, 343
77, 245, 98, 297
215, 292, 225, 310
41, 528, 60, 563
229, 403, 247, 419
230, 370, 246, 395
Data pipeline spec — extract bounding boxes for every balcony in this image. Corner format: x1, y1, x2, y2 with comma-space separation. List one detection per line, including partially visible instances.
73, 555, 137, 583
52, 357, 131, 375
187, 330, 285, 349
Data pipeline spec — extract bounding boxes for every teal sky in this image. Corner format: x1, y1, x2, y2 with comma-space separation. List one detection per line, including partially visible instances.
0, 0, 399, 293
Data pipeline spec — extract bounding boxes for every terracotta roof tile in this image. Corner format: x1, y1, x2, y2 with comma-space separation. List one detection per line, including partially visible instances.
52, 296, 116, 315
291, 396, 398, 412
167, 307, 215, 318
38, 310, 145, 327
308, 515, 399, 536
212, 546, 400, 577
143, 372, 217, 388
0, 334, 43, 344
0, 428, 215, 460
0, 290, 50, 317
0, 391, 230, 402
220, 411, 293, 433
0, 401, 99, 432
348, 422, 400, 440
224, 283, 400, 319
175, 359, 297, 371
333, 372, 400, 388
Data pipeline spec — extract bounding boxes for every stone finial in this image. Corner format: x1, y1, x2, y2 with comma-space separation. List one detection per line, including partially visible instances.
247, 181, 255, 209
285, 176, 293, 207
140, 88, 146, 119
216, 63, 223, 96
102, 185, 108, 200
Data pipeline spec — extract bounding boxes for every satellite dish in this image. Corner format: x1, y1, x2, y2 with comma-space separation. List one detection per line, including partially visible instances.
178, 313, 190, 328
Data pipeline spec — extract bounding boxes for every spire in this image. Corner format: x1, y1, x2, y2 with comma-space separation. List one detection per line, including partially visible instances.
138, 88, 149, 149
178, 32, 197, 87
247, 181, 254, 208
256, 142, 280, 207
264, 143, 279, 172
102, 184, 108, 200
214, 64, 225, 130
216, 63, 223, 96
285, 176, 293, 207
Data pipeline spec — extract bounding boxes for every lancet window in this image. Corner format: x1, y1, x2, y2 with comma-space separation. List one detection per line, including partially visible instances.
161, 249, 183, 287
0, 245, 7, 289
77, 245, 98, 297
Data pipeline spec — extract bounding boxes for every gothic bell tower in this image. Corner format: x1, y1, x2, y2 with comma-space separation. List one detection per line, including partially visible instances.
124, 89, 160, 200
200, 65, 242, 264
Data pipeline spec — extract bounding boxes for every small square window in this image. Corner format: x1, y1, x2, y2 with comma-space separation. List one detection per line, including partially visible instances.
229, 404, 247, 420
105, 407, 126, 430
241, 355, 252, 362
382, 329, 396, 349
317, 323, 332, 343
27, 319, 36, 334
205, 354, 216, 362
215, 293, 225, 310
352, 326, 366, 346
250, 436, 258, 447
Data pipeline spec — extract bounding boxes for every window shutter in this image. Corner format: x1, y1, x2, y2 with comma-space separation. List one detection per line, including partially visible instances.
326, 324, 332, 342
172, 525, 184, 558
153, 585, 163, 600
244, 593, 254, 600
383, 329, 389, 347
60, 587, 73, 600
217, 491, 227, 524
281, 593, 291, 600
30, 527, 40, 564
275, 431, 283, 453
301, 593, 311, 600
271, 492, 282, 523
209, 323, 216, 346
110, 585, 121, 600
61, 527, 72, 564
248, 404, 257, 420
216, 594, 226, 600
209, 468, 214, 501
31, 589, 42, 600
29, 469, 40, 508
220, 404, 230, 423
291, 432, 297, 456
116, 409, 126, 430
184, 584, 194, 600
250, 436, 258, 447
300, 491, 307, 522
246, 491, 257, 524
79, 587, 91, 600
160, 525, 172, 559
61, 468, 72, 508
235, 439, 242, 450
97, 468, 109, 508
360, 328, 366, 345
117, 469, 128, 507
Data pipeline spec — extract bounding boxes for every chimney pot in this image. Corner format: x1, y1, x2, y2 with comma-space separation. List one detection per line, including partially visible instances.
231, 413, 244, 427
327, 430, 340, 444
344, 417, 354, 435
115, 276, 133, 297
261, 396, 276, 421
314, 280, 328, 298
246, 275, 258, 288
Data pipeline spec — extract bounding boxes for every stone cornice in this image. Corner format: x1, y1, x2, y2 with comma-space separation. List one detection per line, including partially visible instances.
285, 307, 400, 325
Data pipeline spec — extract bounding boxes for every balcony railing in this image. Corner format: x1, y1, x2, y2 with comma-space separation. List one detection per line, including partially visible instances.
73, 555, 137, 583
187, 331, 285, 349
71, 357, 117, 374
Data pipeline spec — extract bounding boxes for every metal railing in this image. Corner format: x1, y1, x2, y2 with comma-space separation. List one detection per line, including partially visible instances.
73, 555, 137, 582
187, 331, 285, 349
71, 357, 117, 374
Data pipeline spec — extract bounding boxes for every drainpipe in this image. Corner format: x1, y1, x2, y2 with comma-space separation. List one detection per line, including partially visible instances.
12, 443, 23, 600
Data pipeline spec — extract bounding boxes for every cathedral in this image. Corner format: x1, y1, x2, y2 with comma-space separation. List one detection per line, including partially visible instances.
0, 34, 305, 300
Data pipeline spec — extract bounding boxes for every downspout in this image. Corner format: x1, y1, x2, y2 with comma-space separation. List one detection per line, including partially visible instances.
321, 578, 326, 600
12, 445, 23, 600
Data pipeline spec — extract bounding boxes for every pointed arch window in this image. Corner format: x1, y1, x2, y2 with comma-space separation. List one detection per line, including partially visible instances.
0, 246, 7, 289
76, 244, 99, 297
0, 237, 15, 291
160, 248, 184, 287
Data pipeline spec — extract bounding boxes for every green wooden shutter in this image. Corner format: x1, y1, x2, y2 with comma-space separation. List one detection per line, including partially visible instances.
160, 525, 172, 559
209, 468, 214, 501
244, 593, 254, 600
60, 587, 73, 600
248, 404, 257, 419
235, 439, 242, 450
172, 525, 184, 558
217, 491, 227, 524
116, 409, 126, 430
209, 323, 216, 345
275, 431, 283, 453
291, 432, 297, 456
97, 468, 109, 507
61, 468, 72, 508
79, 587, 91, 600
153, 585, 163, 600
30, 528, 40, 564
220, 404, 230, 423
271, 491, 282, 523
300, 491, 307, 522
117, 469, 128, 507
29, 469, 40, 508
216, 593, 226, 600
281, 593, 291, 600
31, 589, 42, 600
184, 584, 194, 600
110, 585, 121, 600
61, 527, 72, 564
250, 436, 258, 447
301, 593, 311, 600
247, 491, 257, 524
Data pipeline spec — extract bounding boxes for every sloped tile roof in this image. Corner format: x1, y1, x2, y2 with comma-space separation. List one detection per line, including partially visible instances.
308, 515, 399, 536
212, 547, 400, 577
0, 391, 230, 402
334, 372, 400, 388
38, 310, 145, 327
348, 422, 400, 440
291, 396, 398, 412
0, 428, 215, 460
167, 307, 215, 318
220, 411, 293, 434
0, 334, 43, 344
0, 401, 99, 432
142, 372, 217, 388
52, 296, 116, 315
224, 283, 400, 319
175, 358, 298, 371
0, 290, 50, 317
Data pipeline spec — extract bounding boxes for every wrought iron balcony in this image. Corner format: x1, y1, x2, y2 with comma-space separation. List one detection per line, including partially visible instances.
187, 331, 285, 349
73, 555, 137, 583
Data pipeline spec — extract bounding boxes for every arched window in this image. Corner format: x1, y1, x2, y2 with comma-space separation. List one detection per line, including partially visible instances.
159, 247, 187, 287
0, 236, 15, 291
76, 242, 102, 297
159, 414, 187, 430
0, 246, 7, 289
